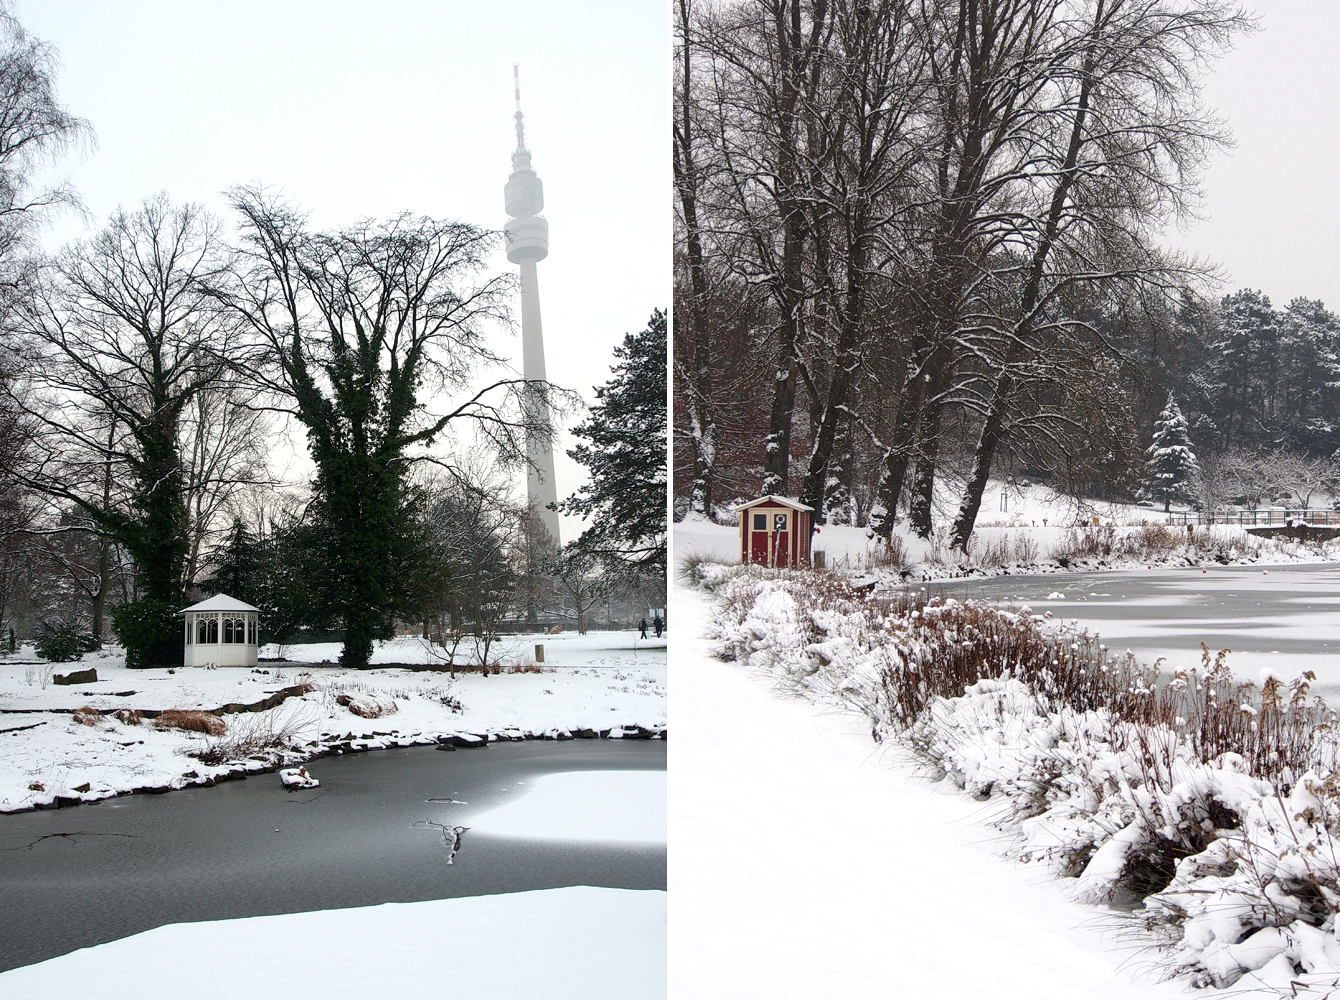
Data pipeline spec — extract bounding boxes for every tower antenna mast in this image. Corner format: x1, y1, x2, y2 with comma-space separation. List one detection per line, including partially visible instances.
513, 63, 526, 153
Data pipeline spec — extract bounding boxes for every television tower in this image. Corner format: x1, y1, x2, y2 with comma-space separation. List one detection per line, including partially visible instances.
504, 64, 561, 547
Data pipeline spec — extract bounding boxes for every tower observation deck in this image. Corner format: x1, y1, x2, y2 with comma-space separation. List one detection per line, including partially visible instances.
505, 65, 560, 549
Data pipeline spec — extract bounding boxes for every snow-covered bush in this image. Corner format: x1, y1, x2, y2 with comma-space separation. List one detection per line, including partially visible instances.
703, 565, 1340, 990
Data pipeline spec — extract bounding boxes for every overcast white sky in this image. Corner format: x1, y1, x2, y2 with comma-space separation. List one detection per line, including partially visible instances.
1173, 0, 1340, 311
13, 0, 670, 544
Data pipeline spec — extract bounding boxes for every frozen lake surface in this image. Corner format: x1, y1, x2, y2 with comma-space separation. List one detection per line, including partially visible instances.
0, 740, 665, 973
933, 563, 1340, 696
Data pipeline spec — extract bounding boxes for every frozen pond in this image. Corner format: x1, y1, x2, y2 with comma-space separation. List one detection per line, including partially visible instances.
933, 563, 1340, 697
0, 740, 665, 973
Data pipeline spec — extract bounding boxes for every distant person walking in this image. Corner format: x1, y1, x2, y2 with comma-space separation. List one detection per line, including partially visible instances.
639, 617, 648, 639
653, 614, 663, 638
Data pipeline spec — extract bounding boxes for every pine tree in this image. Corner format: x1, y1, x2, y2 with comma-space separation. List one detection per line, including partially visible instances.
1141, 394, 1201, 512
555, 310, 667, 579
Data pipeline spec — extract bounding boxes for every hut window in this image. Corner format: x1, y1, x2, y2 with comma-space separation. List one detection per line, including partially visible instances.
774, 513, 787, 531
753, 513, 767, 531
208, 618, 219, 644
184, 619, 192, 644
197, 619, 207, 644
247, 617, 256, 644
226, 618, 236, 643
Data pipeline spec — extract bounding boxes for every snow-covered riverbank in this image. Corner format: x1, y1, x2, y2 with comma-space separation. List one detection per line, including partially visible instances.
0, 632, 665, 813
669, 581, 1182, 999
0, 886, 667, 1000
677, 554, 1340, 996
0, 766, 668, 998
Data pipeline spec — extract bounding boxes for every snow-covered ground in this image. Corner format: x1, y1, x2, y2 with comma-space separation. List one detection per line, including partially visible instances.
681, 478, 1340, 577
668, 582, 1183, 999
671, 511, 1340, 997
0, 631, 665, 812
0, 887, 666, 1000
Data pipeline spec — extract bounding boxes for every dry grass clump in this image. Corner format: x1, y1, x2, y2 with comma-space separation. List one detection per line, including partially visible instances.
861, 535, 907, 571
112, 708, 142, 725
190, 708, 312, 766
72, 706, 101, 726
505, 663, 550, 674
1050, 522, 1193, 563
154, 709, 227, 736
965, 532, 1039, 567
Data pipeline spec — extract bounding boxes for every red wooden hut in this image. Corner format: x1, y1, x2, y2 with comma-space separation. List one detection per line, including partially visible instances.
733, 496, 814, 568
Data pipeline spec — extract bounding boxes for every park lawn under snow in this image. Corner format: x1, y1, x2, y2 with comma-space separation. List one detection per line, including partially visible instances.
0, 771, 668, 998
0, 631, 665, 813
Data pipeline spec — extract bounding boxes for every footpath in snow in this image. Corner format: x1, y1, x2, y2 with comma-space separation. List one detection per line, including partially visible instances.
668, 583, 1183, 999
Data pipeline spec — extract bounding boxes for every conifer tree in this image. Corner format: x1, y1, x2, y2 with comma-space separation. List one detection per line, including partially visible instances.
556, 311, 667, 580
1142, 394, 1201, 512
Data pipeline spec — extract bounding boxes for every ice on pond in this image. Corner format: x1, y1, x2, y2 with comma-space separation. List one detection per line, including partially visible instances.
466, 770, 666, 844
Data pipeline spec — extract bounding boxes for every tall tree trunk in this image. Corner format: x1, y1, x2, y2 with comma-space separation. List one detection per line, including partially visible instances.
949, 12, 1100, 550
674, 0, 717, 515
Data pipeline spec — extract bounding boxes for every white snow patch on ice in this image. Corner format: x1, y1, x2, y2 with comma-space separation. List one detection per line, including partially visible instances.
468, 770, 666, 844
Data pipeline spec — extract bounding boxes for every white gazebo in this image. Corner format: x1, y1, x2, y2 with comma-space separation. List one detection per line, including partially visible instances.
180, 593, 260, 667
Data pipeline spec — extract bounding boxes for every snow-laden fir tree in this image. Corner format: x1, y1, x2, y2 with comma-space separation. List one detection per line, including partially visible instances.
1141, 394, 1201, 512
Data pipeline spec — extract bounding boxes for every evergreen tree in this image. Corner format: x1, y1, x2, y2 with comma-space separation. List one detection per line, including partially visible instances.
1141, 394, 1201, 512
556, 310, 667, 579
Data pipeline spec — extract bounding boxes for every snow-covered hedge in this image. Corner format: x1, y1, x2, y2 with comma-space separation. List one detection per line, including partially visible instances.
702, 563, 1340, 992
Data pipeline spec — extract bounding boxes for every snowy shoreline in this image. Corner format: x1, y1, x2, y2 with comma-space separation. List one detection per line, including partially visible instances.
0, 632, 667, 814
691, 558, 1340, 994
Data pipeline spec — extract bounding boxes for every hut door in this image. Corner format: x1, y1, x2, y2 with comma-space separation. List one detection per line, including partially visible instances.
772, 512, 790, 568
749, 511, 770, 565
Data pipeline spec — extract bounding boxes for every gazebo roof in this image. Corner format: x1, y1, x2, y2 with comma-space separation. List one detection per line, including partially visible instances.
179, 593, 260, 615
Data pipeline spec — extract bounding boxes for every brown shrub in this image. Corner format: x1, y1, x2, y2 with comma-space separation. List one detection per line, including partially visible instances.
112, 708, 142, 726
154, 709, 226, 736
505, 663, 550, 674
72, 706, 101, 726
737, 570, 1332, 784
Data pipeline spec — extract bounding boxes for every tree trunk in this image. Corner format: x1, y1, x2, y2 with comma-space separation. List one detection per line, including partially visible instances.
947, 15, 1099, 549
674, 0, 717, 515
949, 374, 1012, 550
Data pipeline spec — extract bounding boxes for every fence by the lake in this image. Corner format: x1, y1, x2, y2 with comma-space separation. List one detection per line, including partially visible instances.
1167, 509, 1340, 527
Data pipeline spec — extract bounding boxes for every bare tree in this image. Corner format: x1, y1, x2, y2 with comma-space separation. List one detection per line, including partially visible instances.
222, 187, 569, 668
179, 382, 272, 586
10, 195, 239, 664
